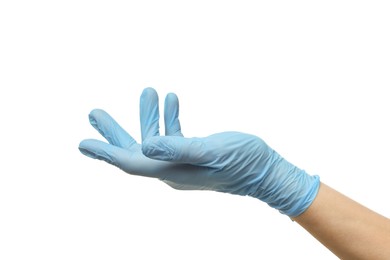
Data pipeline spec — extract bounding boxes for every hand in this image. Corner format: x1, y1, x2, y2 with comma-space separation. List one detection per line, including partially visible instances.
79, 88, 320, 217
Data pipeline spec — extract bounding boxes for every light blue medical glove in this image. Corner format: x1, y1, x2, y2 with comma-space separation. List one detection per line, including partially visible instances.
79, 88, 320, 217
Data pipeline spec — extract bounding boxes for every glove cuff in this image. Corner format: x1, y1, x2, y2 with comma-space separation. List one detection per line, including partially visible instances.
249, 159, 321, 217
278, 173, 320, 217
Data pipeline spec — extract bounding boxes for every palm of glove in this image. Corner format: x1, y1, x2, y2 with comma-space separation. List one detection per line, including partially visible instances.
143, 131, 278, 196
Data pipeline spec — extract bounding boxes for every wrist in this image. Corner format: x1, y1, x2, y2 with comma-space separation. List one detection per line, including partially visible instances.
279, 169, 320, 217
250, 155, 320, 217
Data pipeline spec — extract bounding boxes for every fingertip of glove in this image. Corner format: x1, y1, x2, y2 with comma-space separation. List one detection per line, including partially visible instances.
141, 87, 158, 98
142, 137, 174, 161
165, 92, 178, 102
141, 137, 159, 156
88, 109, 107, 122
78, 140, 115, 164
78, 140, 97, 159
88, 109, 110, 134
79, 147, 95, 159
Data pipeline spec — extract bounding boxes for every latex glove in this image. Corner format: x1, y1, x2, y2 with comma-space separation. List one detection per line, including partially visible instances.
79, 88, 320, 217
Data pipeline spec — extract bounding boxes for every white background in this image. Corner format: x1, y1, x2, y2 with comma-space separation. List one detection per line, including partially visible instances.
1, 1, 389, 259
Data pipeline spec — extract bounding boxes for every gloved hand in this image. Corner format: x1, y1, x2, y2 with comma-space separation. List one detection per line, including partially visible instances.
79, 88, 320, 217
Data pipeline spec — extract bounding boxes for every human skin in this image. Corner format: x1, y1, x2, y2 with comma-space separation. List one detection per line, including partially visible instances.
293, 182, 390, 259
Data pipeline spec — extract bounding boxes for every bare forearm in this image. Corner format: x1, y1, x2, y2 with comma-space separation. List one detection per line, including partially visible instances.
293, 183, 390, 259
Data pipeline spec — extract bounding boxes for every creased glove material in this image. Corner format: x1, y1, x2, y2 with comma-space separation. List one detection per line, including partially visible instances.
79, 88, 320, 218
142, 132, 320, 217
